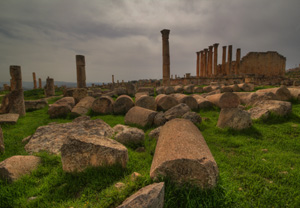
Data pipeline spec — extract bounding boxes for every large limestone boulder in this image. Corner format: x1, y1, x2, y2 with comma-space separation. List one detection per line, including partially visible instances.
92, 96, 114, 114
0, 126, 4, 153
257, 86, 292, 101
206, 92, 240, 108
164, 103, 191, 121
0, 155, 41, 183
63, 88, 75, 97
117, 182, 165, 208
150, 119, 219, 189
191, 94, 214, 109
172, 94, 198, 111
55, 96, 75, 108
61, 135, 128, 172
25, 117, 114, 154
48, 97, 75, 118
135, 95, 156, 111
155, 94, 179, 111
73, 88, 88, 104
125, 106, 157, 127
113, 124, 145, 145
252, 100, 292, 117
247, 107, 270, 120
71, 96, 95, 116
288, 88, 300, 100
182, 112, 202, 124
25, 99, 48, 111
217, 108, 252, 130
203, 86, 213, 93
193, 86, 204, 93
113, 95, 134, 114
0, 89, 26, 116
148, 126, 162, 140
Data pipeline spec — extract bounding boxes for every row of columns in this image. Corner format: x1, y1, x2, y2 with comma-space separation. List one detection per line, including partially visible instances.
32, 72, 42, 89
196, 44, 241, 77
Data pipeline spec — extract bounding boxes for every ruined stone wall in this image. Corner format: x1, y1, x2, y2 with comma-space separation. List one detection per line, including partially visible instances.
239, 51, 286, 77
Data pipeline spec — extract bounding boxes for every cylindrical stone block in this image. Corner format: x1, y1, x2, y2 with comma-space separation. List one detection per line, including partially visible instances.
32, 72, 37, 89
10, 65, 22, 90
45, 77, 55, 97
161, 29, 170, 86
222, 46, 227, 75
38, 78, 42, 89
213, 43, 219, 76
208, 46, 213, 77
203, 49, 208, 77
227, 45, 232, 75
196, 52, 200, 78
236, 48, 241, 75
76, 55, 86, 88
206, 92, 240, 108
150, 118, 219, 189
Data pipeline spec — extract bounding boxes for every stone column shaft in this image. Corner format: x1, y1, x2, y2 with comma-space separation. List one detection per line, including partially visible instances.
222, 46, 227, 75
76, 55, 86, 88
203, 49, 208, 77
227, 45, 232, 75
236, 48, 241, 75
112, 75, 115, 84
161, 29, 170, 86
208, 46, 213, 77
196, 52, 200, 78
45, 77, 55, 97
200, 51, 204, 77
10, 66, 22, 90
38, 78, 42, 89
32, 72, 37, 89
213, 43, 219, 76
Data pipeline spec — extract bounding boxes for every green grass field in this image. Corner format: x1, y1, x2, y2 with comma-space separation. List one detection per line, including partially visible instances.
0, 89, 300, 207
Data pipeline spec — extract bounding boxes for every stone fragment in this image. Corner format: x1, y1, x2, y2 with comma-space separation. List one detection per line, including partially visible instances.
0, 126, 4, 153
164, 86, 175, 95
115, 87, 127, 96
203, 86, 213, 93
25, 99, 48, 111
247, 107, 270, 120
164, 103, 191, 120
92, 96, 114, 114
55, 97, 75, 108
246, 91, 278, 106
130, 172, 141, 181
135, 92, 149, 101
193, 86, 204, 93
61, 135, 128, 172
44, 77, 55, 97
71, 96, 95, 116
238, 83, 254, 92
150, 119, 218, 189
113, 124, 145, 145
233, 92, 252, 105
0, 114, 19, 124
73, 88, 88, 104
0, 155, 41, 183
191, 94, 214, 109
48, 97, 74, 118
117, 182, 165, 208
153, 112, 167, 126
288, 88, 300, 100
0, 89, 26, 116
174, 85, 184, 93
183, 84, 194, 94
148, 126, 162, 140
137, 87, 154, 96
113, 95, 134, 114
257, 86, 291, 101
124, 106, 157, 127
115, 182, 126, 190
126, 83, 136, 96
182, 112, 202, 124
155, 94, 178, 111
220, 86, 233, 93
217, 108, 252, 130
135, 95, 156, 111
253, 100, 292, 117
206, 92, 240, 108
63, 88, 75, 97
25, 117, 114, 154
156, 86, 165, 95
172, 94, 198, 111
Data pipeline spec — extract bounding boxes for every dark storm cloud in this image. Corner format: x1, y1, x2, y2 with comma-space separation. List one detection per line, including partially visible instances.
0, 0, 299, 83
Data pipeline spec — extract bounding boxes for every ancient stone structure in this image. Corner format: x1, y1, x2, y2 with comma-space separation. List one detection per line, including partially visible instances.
200, 51, 204, 77
76, 55, 86, 88
44, 77, 55, 97
196, 51, 200, 78
112, 75, 115, 84
38, 78, 42, 89
208, 46, 213, 77
32, 72, 37, 89
10, 66, 22, 90
213, 43, 219, 76
227, 45, 232, 75
222, 46, 227, 75
236, 48, 241, 75
203, 49, 208, 77
161, 29, 170, 86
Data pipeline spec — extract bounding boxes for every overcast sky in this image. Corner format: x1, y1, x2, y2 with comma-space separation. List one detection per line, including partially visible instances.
0, 0, 299, 83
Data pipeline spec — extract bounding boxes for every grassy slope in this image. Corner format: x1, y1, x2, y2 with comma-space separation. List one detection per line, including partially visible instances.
0, 90, 300, 207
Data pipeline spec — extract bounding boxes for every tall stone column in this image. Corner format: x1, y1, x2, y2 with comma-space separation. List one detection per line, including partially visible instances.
213, 43, 219, 76
208, 46, 213, 77
227, 45, 232, 75
38, 78, 42, 89
196, 51, 200, 78
200, 50, 204, 77
10, 66, 22, 90
32, 72, 37, 89
203, 49, 208, 77
161, 29, 170, 86
45, 77, 55, 97
76, 55, 86, 88
235, 48, 241, 75
112, 75, 115, 84
222, 46, 227, 75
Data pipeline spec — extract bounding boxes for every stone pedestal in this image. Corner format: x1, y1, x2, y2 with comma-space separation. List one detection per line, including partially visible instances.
213, 43, 219, 76
76, 55, 86, 88
45, 77, 55, 97
222, 46, 227, 75
161, 29, 170, 86
32, 72, 37, 89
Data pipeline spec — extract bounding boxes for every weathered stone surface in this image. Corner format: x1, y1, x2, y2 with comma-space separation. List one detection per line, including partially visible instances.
246, 91, 277, 106
48, 103, 72, 119
193, 86, 204, 93
233, 92, 252, 105
231, 84, 241, 92
164, 103, 191, 120
150, 119, 218, 189
174, 85, 184, 93
126, 83, 136, 96
182, 112, 202, 124
238, 83, 254, 92
0, 89, 26, 116
206, 92, 240, 108
71, 96, 95, 116
191, 94, 214, 109
103, 90, 117, 97
63, 88, 75, 97
155, 94, 179, 111
137, 87, 154, 96
217, 108, 252, 130
148, 126, 162, 140
44, 77, 55, 97
25, 117, 114, 154
153, 112, 167, 127
0, 126, 4, 153
73, 88, 88, 104
257, 86, 292, 101
114, 95, 134, 114
0, 155, 41, 182
203, 86, 213, 93
25, 99, 48, 111
124, 106, 157, 127
252, 100, 292, 117
172, 94, 198, 111
164, 86, 175, 95
135, 92, 149, 101
117, 182, 165, 208
156, 86, 165, 95
92, 96, 114, 114
55, 97, 75, 108
115, 87, 127, 96
247, 107, 270, 120
113, 124, 145, 145
135, 95, 156, 111
220, 86, 233, 93
0, 114, 19, 124
61, 135, 128, 172
288, 88, 300, 100
183, 84, 194, 94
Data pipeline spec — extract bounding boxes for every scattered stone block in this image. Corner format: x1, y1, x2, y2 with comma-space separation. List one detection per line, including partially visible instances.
0, 113, 19, 124
155, 94, 179, 111
113, 95, 134, 114
217, 108, 252, 130
257, 85, 291, 101
193, 86, 204, 93
117, 182, 165, 208
0, 155, 41, 183
164, 86, 175, 95
238, 83, 254, 92
247, 107, 270, 120
203, 86, 213, 93
172, 94, 198, 111
156, 86, 165, 95
137, 87, 154, 96
153, 112, 167, 126
61, 135, 128, 172
92, 96, 114, 114
135, 95, 156, 111
150, 119, 218, 189
182, 112, 202, 124
148, 126, 162, 140
0, 126, 4, 153
288, 88, 300, 100
191, 94, 214, 109
246, 91, 277, 106
115, 87, 127, 96
0, 89, 26, 116
174, 85, 184, 93
113, 124, 145, 145
252, 100, 292, 117
164, 103, 191, 121
125, 106, 157, 127
48, 97, 74, 118
206, 92, 240, 108
183, 84, 194, 94
73, 88, 88, 104
71, 96, 95, 116
135, 92, 149, 101
25, 99, 48, 111
126, 83, 136, 96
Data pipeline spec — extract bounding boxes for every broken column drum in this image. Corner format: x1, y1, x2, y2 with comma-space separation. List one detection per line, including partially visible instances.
161, 29, 170, 86
76, 55, 86, 88
10, 66, 22, 90
45, 77, 55, 97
